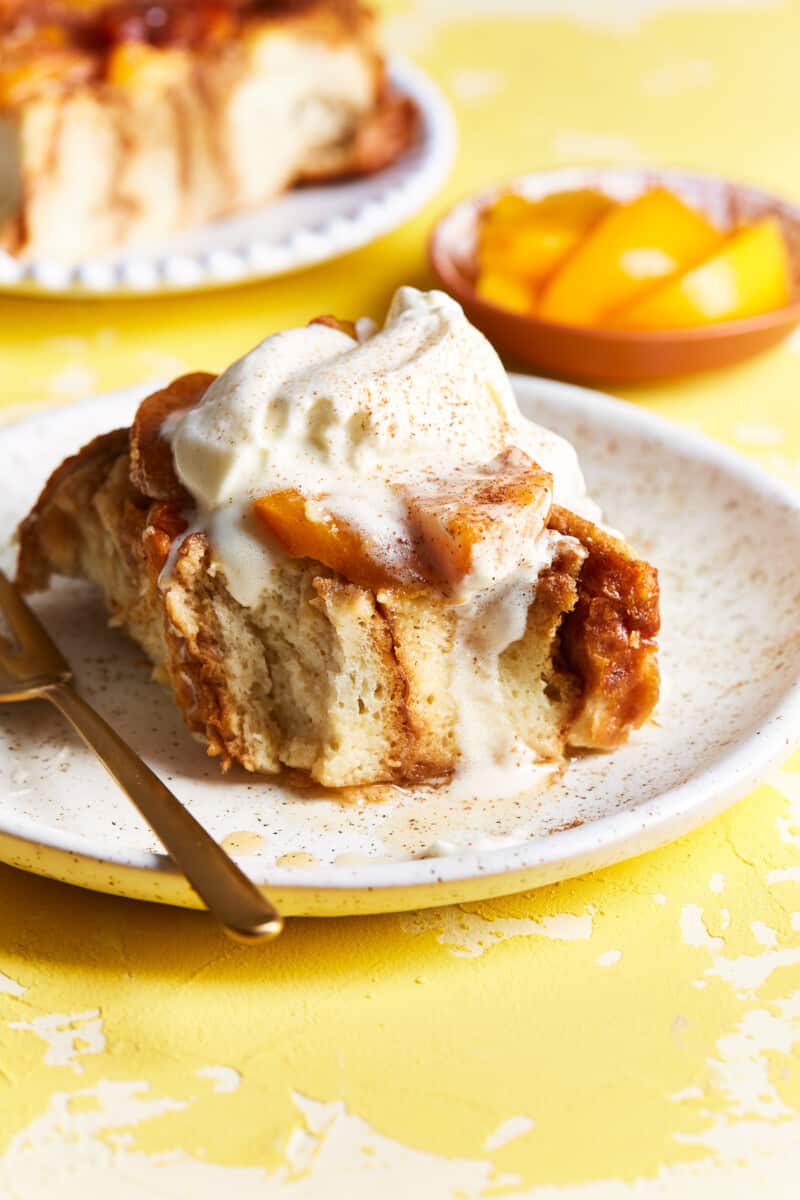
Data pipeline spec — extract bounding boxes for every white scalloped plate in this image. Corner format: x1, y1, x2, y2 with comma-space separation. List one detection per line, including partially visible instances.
1, 377, 800, 917
0, 59, 455, 297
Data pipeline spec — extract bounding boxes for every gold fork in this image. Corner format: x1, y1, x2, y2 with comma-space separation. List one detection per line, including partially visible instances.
0, 569, 283, 942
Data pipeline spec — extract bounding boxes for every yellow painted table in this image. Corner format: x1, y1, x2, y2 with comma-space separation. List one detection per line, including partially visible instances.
2, 4, 800, 1195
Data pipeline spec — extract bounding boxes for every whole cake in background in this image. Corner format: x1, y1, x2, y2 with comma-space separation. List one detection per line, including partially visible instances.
17, 288, 660, 796
0, 0, 417, 261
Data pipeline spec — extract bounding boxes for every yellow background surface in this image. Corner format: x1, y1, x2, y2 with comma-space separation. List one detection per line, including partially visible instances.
2, 2, 800, 1195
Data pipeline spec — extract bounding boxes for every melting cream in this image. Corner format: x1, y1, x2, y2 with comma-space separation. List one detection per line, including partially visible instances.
448, 532, 565, 799
166, 287, 600, 792
172, 287, 594, 505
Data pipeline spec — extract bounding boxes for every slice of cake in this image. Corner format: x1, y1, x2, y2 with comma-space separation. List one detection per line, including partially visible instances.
0, 0, 416, 261
17, 288, 659, 792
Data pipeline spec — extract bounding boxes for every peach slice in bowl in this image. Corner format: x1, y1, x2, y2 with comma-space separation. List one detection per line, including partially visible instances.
429, 165, 800, 384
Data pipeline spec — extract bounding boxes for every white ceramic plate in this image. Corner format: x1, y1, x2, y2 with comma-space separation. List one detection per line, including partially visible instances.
2, 378, 800, 916
0, 60, 455, 298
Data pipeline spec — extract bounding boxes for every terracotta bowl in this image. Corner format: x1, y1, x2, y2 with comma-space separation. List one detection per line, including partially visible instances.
429, 165, 800, 384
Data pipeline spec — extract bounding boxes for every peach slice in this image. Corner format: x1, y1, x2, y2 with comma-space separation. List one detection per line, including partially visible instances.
475, 270, 536, 315
611, 216, 792, 330
478, 189, 615, 291
402, 448, 553, 588
252, 489, 420, 592
538, 187, 721, 326
106, 42, 189, 91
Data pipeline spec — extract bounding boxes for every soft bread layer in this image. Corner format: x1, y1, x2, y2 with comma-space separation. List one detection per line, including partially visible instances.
15, 432, 647, 788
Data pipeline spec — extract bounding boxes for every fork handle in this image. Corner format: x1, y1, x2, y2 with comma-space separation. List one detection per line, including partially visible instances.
44, 682, 283, 942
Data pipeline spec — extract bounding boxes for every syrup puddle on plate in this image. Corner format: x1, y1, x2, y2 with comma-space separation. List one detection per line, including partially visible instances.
220, 830, 266, 856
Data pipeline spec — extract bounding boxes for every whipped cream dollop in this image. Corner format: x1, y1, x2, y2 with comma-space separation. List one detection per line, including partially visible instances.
172, 285, 596, 524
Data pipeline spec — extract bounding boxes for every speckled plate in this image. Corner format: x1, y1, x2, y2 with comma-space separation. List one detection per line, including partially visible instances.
1, 378, 800, 917
0, 60, 455, 297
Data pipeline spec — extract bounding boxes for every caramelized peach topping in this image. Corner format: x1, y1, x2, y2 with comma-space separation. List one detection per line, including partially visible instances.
309, 315, 359, 340
130, 372, 217, 503
252, 489, 424, 593
252, 448, 554, 595
0, 3, 277, 104
399, 448, 552, 588
0, 26, 93, 106
106, 40, 189, 89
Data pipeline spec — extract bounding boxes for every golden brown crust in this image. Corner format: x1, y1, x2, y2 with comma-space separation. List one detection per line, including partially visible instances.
122, 500, 228, 766
155, 525, 248, 769
297, 87, 420, 183
129, 371, 216, 503
16, 426, 130, 591
549, 505, 660, 749
132, 504, 272, 772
